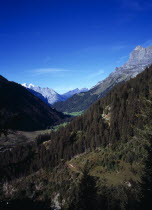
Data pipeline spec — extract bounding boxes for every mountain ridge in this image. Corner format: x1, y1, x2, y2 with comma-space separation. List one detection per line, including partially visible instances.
0, 76, 67, 131
1, 65, 152, 209
53, 45, 152, 113
62, 88, 88, 99
22, 84, 89, 105
22, 84, 65, 105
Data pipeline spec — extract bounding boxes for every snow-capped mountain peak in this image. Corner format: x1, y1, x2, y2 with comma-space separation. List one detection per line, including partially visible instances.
28, 83, 35, 88
22, 83, 89, 105
22, 83, 35, 88
22, 84, 64, 104
22, 83, 28, 87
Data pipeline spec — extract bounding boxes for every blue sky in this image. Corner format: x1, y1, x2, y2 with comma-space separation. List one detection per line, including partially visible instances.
0, 0, 152, 93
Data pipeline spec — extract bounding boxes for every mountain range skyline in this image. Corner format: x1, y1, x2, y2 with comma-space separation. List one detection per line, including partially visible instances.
1, 1, 152, 209
22, 83, 88, 104
2, 45, 152, 94
20, 45, 152, 95
1, 0, 152, 93
22, 83, 88, 95
53, 44, 152, 112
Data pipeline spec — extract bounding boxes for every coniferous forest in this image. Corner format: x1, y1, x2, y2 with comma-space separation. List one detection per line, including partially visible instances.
2, 0, 152, 209
0, 65, 152, 209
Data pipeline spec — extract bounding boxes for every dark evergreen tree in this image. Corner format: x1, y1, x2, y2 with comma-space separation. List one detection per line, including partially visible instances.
139, 128, 152, 210
69, 163, 98, 210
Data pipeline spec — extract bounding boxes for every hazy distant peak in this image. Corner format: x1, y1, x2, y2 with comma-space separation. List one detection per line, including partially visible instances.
62, 87, 88, 99
22, 83, 66, 104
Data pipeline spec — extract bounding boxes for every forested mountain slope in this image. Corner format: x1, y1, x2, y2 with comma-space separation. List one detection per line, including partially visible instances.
47, 65, 152, 164
0, 75, 67, 131
1, 65, 152, 178
1, 65, 152, 209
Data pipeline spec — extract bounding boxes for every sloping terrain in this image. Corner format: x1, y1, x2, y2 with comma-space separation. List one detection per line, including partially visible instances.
53, 45, 152, 113
0, 66, 152, 209
22, 84, 88, 105
62, 88, 88, 99
0, 76, 67, 131
22, 83, 66, 104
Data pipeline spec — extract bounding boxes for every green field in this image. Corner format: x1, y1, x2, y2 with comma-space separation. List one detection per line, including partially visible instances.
53, 122, 69, 131
64, 111, 84, 116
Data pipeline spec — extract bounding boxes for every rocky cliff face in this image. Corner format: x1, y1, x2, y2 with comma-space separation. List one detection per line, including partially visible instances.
22, 84, 66, 105
124, 45, 152, 67
53, 45, 152, 113
96, 45, 152, 92
22, 84, 88, 105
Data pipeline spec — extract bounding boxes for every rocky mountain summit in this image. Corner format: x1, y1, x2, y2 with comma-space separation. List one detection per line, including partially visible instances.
22, 84, 88, 105
123, 45, 152, 67
22, 84, 66, 105
53, 45, 152, 113
96, 45, 152, 92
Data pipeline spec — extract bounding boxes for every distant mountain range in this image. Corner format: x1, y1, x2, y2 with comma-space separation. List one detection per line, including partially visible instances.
62, 88, 88, 99
22, 83, 65, 104
0, 76, 67, 131
22, 83, 88, 105
53, 45, 152, 113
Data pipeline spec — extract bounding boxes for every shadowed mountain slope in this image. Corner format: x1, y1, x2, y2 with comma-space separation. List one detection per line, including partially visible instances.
0, 75, 67, 131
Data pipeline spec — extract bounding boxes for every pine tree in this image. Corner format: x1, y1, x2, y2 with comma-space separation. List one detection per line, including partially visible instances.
138, 95, 152, 210
69, 163, 98, 210
140, 128, 152, 210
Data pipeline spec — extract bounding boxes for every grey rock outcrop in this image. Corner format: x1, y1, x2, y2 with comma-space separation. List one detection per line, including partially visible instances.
22, 84, 88, 105
53, 45, 152, 113
94, 45, 152, 95
22, 84, 66, 105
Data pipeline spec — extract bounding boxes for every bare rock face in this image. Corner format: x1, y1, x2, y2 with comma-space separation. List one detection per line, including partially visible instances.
125, 45, 152, 66
116, 45, 152, 73
22, 84, 66, 105
53, 45, 152, 113
22, 84, 88, 105
95, 45, 152, 95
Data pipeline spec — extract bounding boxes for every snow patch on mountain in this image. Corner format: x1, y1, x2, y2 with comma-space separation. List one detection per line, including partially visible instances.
22, 84, 88, 105
22, 84, 65, 104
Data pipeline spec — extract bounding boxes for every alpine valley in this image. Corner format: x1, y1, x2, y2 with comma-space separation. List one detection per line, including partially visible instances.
1, 45, 152, 210
2, 0, 152, 208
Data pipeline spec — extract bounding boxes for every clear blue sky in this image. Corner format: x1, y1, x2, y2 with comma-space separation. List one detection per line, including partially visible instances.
0, 0, 152, 93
